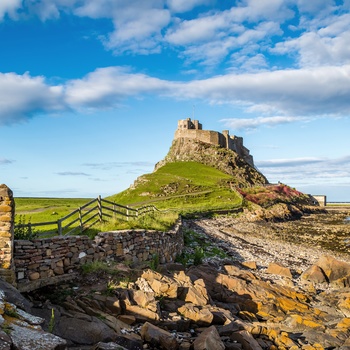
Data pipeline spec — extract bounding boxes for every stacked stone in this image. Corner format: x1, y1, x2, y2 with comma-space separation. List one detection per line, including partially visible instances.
0, 184, 15, 284
96, 221, 183, 265
13, 219, 183, 292
14, 236, 101, 290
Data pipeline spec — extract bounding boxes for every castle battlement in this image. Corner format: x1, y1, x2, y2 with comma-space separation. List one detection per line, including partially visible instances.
174, 118, 254, 167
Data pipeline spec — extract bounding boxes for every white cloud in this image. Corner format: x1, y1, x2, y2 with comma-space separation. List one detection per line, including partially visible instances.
167, 0, 212, 13
256, 157, 325, 168
64, 67, 172, 108
256, 155, 350, 192
220, 116, 311, 130
73, 0, 171, 54
3, 64, 350, 125
173, 65, 350, 116
0, 72, 64, 125
0, 0, 21, 20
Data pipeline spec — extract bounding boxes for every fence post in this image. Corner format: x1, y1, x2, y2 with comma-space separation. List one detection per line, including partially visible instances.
126, 206, 129, 221
98, 195, 102, 222
57, 220, 62, 236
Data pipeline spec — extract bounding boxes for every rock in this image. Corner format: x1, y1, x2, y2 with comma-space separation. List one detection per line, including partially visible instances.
242, 261, 257, 270
192, 325, 225, 350
125, 304, 160, 323
230, 330, 263, 350
132, 290, 156, 309
0, 279, 32, 312
10, 323, 67, 350
184, 279, 210, 306
141, 270, 178, 298
314, 255, 350, 282
301, 264, 328, 283
114, 334, 143, 350
55, 313, 117, 345
94, 342, 128, 350
178, 304, 213, 326
266, 262, 292, 278
140, 321, 179, 349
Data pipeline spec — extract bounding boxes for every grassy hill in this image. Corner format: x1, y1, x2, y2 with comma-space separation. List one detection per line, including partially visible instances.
107, 161, 243, 214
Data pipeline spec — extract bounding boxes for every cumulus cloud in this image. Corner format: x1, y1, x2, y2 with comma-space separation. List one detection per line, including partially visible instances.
0, 0, 21, 20
3, 64, 350, 125
167, 0, 212, 13
0, 72, 64, 125
173, 65, 350, 116
64, 67, 172, 108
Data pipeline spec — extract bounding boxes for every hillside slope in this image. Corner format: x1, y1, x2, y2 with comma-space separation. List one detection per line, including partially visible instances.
108, 161, 243, 212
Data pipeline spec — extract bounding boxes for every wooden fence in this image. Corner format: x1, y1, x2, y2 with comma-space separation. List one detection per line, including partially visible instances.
14, 196, 159, 237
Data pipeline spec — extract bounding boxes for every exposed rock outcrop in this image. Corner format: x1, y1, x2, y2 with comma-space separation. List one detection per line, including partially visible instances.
155, 138, 268, 187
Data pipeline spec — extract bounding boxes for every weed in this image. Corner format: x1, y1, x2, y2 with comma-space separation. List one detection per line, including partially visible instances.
1, 323, 12, 335
48, 308, 55, 333
4, 305, 19, 318
149, 253, 159, 271
14, 215, 38, 240
193, 247, 204, 265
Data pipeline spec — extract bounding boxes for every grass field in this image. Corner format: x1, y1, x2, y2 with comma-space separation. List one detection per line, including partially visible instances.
15, 197, 93, 224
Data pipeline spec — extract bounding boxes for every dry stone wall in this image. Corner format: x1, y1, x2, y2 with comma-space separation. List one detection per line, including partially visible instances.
14, 221, 183, 292
0, 184, 16, 285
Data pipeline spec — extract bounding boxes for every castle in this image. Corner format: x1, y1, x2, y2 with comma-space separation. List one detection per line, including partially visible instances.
174, 118, 254, 167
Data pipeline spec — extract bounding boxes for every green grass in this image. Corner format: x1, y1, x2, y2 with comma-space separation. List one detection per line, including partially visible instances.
107, 161, 243, 213
15, 197, 93, 223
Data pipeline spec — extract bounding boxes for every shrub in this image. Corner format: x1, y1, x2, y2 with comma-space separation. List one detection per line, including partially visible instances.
14, 215, 38, 240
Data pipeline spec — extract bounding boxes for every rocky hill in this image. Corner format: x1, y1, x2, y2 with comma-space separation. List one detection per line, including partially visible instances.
155, 138, 268, 187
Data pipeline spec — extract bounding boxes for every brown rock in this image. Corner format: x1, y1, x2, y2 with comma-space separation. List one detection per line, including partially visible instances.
184, 279, 210, 306
266, 262, 292, 278
178, 304, 213, 326
125, 304, 160, 322
193, 325, 225, 350
230, 330, 262, 350
315, 255, 350, 282
301, 265, 328, 283
242, 261, 257, 270
117, 315, 136, 325
140, 322, 179, 350
29, 272, 40, 281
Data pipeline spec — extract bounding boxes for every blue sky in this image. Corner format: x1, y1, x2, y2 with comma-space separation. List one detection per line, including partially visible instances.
1, 0, 350, 201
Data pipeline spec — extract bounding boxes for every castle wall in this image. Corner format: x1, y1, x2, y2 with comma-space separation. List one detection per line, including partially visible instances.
175, 119, 255, 167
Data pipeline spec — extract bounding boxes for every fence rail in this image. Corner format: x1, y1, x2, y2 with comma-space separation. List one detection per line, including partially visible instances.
14, 196, 160, 237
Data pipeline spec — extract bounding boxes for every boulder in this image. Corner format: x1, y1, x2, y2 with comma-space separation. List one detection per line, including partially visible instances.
301, 265, 328, 283
178, 304, 213, 326
266, 262, 292, 279
55, 312, 117, 345
193, 325, 225, 350
314, 255, 350, 282
230, 330, 262, 350
140, 321, 178, 349
9, 323, 67, 350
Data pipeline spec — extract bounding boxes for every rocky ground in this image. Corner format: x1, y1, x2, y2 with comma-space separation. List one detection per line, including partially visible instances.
2, 208, 350, 350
